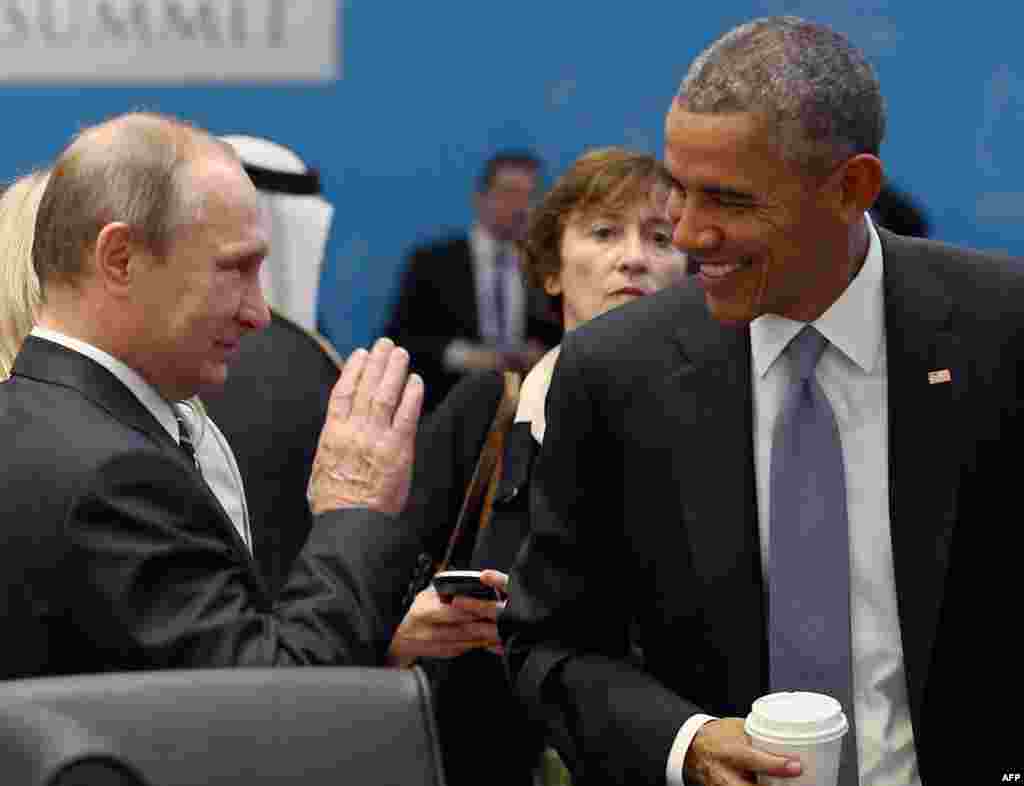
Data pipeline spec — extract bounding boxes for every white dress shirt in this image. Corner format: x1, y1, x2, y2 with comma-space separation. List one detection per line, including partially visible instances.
514, 345, 560, 443
668, 217, 920, 785
470, 222, 527, 347
444, 224, 530, 372
175, 400, 253, 554
29, 327, 253, 554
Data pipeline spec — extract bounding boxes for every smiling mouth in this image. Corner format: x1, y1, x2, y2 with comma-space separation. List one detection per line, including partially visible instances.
695, 259, 750, 279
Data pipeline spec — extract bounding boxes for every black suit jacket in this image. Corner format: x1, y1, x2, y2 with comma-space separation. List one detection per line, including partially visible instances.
501, 229, 1024, 785
383, 235, 561, 413
0, 336, 422, 679
405, 370, 545, 786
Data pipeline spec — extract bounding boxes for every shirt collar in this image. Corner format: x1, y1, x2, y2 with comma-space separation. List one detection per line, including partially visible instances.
750, 215, 885, 378
470, 222, 516, 265
514, 345, 561, 443
30, 326, 182, 442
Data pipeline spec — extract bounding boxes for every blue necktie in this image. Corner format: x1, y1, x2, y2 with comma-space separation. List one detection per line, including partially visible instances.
769, 325, 858, 785
493, 247, 510, 346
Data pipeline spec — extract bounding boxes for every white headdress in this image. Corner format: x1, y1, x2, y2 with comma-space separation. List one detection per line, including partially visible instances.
221, 135, 334, 333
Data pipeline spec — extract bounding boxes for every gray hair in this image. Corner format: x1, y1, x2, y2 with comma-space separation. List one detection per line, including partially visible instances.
33, 112, 235, 289
677, 16, 885, 174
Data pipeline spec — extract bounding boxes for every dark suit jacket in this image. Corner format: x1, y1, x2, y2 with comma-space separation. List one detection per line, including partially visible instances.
405, 370, 545, 786
383, 235, 561, 413
201, 311, 340, 596
408, 369, 537, 570
501, 229, 1024, 785
0, 336, 423, 679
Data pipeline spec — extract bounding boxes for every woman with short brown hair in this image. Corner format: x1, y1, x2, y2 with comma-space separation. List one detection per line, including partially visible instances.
389, 147, 688, 786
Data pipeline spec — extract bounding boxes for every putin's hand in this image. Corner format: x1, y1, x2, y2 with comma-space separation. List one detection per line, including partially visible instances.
308, 338, 424, 515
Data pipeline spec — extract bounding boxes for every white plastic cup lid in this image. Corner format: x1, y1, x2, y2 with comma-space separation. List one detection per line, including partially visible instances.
744, 691, 849, 746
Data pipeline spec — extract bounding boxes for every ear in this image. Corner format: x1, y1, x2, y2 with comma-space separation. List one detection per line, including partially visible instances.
830, 154, 883, 224
543, 271, 562, 297
93, 222, 140, 296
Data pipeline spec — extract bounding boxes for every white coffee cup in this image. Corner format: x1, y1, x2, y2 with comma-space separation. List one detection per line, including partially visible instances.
744, 691, 849, 786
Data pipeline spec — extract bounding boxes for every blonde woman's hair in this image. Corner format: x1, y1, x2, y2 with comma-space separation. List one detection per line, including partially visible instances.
0, 170, 49, 378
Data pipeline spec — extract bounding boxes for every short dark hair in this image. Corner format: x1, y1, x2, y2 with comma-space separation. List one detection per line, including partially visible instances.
476, 150, 542, 193
678, 16, 885, 174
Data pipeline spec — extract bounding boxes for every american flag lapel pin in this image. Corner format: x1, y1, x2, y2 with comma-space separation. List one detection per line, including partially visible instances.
928, 369, 952, 385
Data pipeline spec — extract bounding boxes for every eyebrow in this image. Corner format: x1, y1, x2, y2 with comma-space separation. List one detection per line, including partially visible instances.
644, 216, 673, 228
220, 241, 269, 265
703, 185, 756, 202
579, 210, 624, 223
667, 173, 756, 203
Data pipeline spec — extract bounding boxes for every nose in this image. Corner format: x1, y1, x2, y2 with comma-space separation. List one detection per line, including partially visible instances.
238, 276, 271, 332
668, 190, 722, 255
618, 228, 651, 273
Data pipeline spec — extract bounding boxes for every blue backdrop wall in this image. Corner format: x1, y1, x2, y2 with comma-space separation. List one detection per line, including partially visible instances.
2, 1, 1021, 357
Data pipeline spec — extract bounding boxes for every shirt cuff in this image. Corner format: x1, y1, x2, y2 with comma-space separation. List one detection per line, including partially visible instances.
666, 714, 717, 786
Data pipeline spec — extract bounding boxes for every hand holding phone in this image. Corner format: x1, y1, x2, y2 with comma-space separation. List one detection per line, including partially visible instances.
432, 570, 502, 604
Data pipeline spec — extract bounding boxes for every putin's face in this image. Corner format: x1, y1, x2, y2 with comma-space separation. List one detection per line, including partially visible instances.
130, 155, 271, 400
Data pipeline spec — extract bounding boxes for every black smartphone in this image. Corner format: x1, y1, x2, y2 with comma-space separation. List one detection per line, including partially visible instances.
432, 570, 501, 603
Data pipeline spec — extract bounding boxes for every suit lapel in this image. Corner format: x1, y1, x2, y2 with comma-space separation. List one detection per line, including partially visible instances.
452, 237, 482, 338
666, 296, 767, 706
880, 229, 960, 724
15, 336, 181, 455
14, 337, 258, 567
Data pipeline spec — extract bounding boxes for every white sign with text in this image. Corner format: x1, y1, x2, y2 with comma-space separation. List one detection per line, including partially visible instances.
0, 1, 338, 82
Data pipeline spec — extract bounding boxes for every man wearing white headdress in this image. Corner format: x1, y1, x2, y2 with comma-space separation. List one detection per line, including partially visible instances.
199, 135, 343, 593
222, 135, 333, 334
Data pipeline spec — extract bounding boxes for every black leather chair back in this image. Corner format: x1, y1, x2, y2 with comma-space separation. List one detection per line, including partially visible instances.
0, 667, 446, 786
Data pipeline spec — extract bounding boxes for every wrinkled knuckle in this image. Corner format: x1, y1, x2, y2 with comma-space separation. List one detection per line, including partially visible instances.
330, 392, 355, 412
371, 393, 398, 412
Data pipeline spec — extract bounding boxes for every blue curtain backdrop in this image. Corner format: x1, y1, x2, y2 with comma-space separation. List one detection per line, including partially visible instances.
2, 1, 1021, 357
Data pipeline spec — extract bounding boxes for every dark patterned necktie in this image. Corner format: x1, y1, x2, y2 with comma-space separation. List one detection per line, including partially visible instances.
175, 410, 200, 470
768, 325, 858, 785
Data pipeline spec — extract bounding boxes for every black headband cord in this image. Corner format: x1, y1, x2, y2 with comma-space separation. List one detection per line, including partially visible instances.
242, 163, 321, 196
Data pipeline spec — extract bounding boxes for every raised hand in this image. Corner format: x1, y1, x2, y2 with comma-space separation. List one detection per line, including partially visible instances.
308, 338, 424, 515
